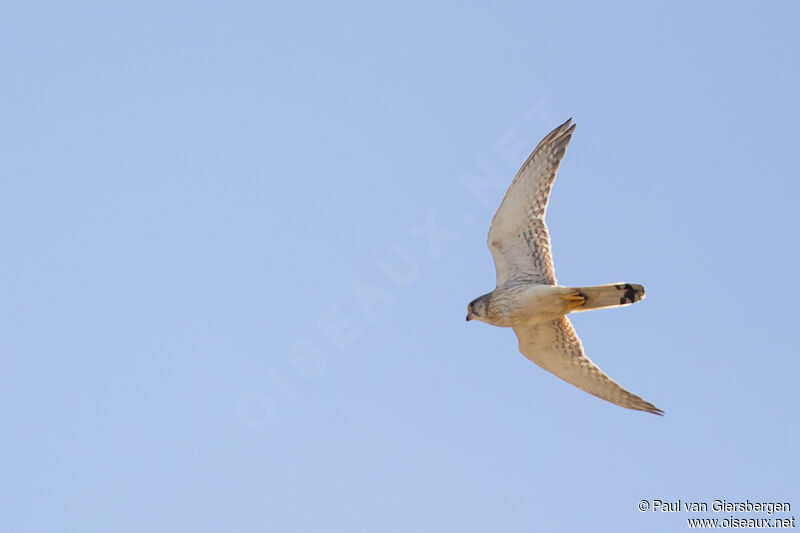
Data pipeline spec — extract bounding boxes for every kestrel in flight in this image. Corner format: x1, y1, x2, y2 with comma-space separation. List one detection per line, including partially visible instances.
466, 119, 662, 415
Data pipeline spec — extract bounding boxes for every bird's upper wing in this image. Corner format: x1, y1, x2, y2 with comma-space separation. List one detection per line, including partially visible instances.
513, 317, 663, 415
487, 118, 576, 287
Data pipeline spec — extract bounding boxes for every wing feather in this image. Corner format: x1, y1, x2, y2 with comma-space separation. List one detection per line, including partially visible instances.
488, 118, 576, 287
513, 317, 663, 415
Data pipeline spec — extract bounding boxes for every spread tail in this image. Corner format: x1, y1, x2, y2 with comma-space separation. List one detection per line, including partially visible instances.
571, 283, 645, 312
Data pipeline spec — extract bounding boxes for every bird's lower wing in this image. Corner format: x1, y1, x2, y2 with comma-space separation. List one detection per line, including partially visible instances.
488, 118, 575, 287
513, 317, 663, 415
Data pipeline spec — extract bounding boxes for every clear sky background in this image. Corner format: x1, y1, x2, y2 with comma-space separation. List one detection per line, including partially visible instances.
2, 2, 799, 532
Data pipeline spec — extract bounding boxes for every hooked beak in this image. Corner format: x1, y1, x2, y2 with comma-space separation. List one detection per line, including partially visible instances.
466, 312, 472, 322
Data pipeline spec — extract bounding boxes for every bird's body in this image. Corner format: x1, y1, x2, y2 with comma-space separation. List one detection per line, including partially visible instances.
466, 118, 662, 415
469, 284, 583, 327
469, 282, 645, 328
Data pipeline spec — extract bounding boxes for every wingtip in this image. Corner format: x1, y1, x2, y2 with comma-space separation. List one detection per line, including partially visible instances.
558, 118, 577, 138
627, 397, 664, 416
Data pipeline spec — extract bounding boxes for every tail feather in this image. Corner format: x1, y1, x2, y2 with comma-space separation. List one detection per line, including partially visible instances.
573, 283, 645, 312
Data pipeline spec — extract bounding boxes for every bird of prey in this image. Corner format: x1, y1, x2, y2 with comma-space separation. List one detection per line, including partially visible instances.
466, 118, 662, 415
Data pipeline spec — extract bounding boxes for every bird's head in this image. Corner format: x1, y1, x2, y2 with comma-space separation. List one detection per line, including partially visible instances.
466, 293, 491, 322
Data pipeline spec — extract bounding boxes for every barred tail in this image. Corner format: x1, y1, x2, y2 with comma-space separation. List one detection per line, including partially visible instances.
573, 283, 645, 312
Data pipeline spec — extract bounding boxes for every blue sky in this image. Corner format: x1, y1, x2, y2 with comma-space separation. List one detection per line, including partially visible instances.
2, 1, 798, 531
